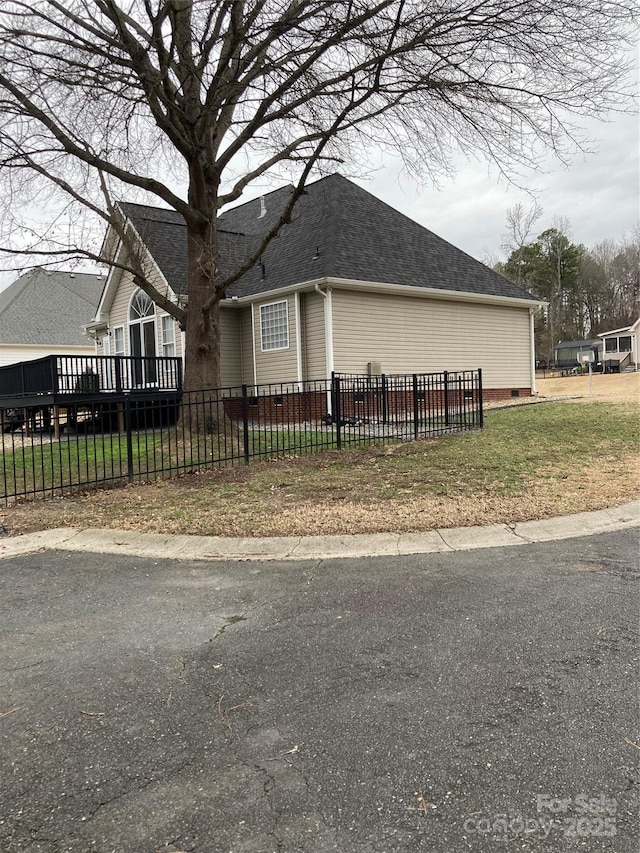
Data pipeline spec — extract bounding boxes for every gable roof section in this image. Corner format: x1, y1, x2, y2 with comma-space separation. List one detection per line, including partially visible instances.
119, 174, 538, 303
117, 203, 189, 298
597, 318, 640, 338
0, 269, 105, 346
554, 339, 601, 350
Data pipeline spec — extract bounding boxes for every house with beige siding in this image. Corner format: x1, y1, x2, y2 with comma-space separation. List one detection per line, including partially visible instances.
597, 318, 639, 372
87, 174, 544, 399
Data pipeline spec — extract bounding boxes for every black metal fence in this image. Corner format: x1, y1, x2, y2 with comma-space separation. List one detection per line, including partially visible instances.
1, 369, 482, 503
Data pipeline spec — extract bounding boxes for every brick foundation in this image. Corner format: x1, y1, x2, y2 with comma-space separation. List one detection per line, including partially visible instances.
219, 386, 526, 423
482, 388, 532, 401
223, 390, 327, 423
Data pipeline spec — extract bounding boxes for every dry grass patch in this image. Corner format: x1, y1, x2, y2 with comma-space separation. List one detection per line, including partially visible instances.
2, 400, 638, 537
536, 370, 639, 403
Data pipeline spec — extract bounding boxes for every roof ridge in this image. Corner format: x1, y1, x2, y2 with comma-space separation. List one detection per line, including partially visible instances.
326, 175, 533, 300
0, 273, 33, 317
58, 275, 105, 306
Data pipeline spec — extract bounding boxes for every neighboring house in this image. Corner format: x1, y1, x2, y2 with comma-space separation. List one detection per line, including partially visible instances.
554, 339, 602, 369
86, 174, 544, 399
0, 268, 105, 368
597, 318, 639, 372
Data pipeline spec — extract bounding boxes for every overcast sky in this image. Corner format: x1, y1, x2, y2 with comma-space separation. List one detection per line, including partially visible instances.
355, 107, 639, 264
0, 95, 637, 292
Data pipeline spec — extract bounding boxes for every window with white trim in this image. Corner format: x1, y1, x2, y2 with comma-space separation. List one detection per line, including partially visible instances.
161, 315, 176, 357
260, 300, 289, 351
113, 326, 125, 355
618, 335, 632, 352
130, 289, 155, 320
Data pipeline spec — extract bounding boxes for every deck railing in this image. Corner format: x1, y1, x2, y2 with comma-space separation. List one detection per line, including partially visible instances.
0, 354, 182, 398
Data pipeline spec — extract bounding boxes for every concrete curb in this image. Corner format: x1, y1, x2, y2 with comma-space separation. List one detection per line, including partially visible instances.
0, 500, 638, 562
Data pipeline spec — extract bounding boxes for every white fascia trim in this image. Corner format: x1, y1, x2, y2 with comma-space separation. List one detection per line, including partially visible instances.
224, 276, 547, 311
124, 218, 178, 305
97, 216, 178, 319
82, 320, 108, 339
94, 238, 127, 320
597, 318, 640, 338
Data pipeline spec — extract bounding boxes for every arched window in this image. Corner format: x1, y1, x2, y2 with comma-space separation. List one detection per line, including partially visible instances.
129, 290, 155, 321
128, 288, 157, 385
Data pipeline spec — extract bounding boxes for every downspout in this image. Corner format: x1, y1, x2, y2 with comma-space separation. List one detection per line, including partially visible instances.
250, 304, 258, 389
529, 307, 537, 395
294, 291, 303, 389
315, 283, 334, 412
315, 283, 334, 375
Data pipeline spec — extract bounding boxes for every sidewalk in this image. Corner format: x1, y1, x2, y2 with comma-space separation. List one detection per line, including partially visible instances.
1, 500, 638, 562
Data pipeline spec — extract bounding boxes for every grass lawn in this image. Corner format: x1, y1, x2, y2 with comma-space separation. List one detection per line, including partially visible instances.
0, 425, 347, 500
2, 400, 638, 537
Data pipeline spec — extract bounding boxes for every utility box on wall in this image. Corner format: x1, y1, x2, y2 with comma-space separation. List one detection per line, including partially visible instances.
367, 361, 382, 376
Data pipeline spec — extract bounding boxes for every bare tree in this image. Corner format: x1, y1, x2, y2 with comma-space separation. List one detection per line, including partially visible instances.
0, 0, 636, 399
500, 200, 544, 286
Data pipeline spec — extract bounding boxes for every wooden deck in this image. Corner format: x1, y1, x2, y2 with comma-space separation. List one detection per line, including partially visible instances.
0, 354, 182, 408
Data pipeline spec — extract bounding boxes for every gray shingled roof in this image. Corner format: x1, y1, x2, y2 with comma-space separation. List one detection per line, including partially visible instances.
120, 174, 538, 302
0, 269, 105, 346
554, 339, 600, 350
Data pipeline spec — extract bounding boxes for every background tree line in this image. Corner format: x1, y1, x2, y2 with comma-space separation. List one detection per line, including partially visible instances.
494, 204, 639, 364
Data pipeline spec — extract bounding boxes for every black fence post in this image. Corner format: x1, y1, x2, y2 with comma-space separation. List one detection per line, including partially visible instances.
477, 368, 484, 429
115, 357, 123, 394
334, 375, 342, 450
381, 373, 388, 424
412, 374, 419, 439
124, 397, 134, 483
329, 371, 336, 419
241, 384, 250, 464
443, 370, 450, 427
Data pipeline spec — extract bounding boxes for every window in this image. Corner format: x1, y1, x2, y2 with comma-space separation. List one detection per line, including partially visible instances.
260, 301, 289, 351
113, 326, 125, 355
618, 335, 632, 352
161, 315, 176, 357
605, 338, 617, 354
128, 288, 157, 386
130, 289, 155, 320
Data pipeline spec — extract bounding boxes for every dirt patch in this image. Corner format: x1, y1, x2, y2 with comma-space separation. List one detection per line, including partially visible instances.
536, 371, 639, 404
2, 456, 638, 539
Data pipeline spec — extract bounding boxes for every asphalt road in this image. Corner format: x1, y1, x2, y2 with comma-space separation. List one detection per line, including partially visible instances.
0, 530, 638, 853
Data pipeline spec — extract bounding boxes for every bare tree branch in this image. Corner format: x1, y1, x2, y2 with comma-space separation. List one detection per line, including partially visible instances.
0, 0, 635, 393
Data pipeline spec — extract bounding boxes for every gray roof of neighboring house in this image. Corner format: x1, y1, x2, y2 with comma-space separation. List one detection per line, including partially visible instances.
119, 174, 538, 303
554, 339, 601, 350
0, 269, 105, 346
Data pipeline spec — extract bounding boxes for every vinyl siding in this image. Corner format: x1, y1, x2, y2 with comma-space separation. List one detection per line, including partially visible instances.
331, 290, 531, 388
219, 307, 242, 387
239, 306, 254, 385
252, 294, 298, 385
302, 291, 326, 380
0, 344, 94, 368
96, 268, 183, 360
98, 266, 245, 386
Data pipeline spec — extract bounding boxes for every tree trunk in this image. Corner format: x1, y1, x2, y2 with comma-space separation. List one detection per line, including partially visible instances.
180, 219, 230, 435
183, 221, 221, 392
